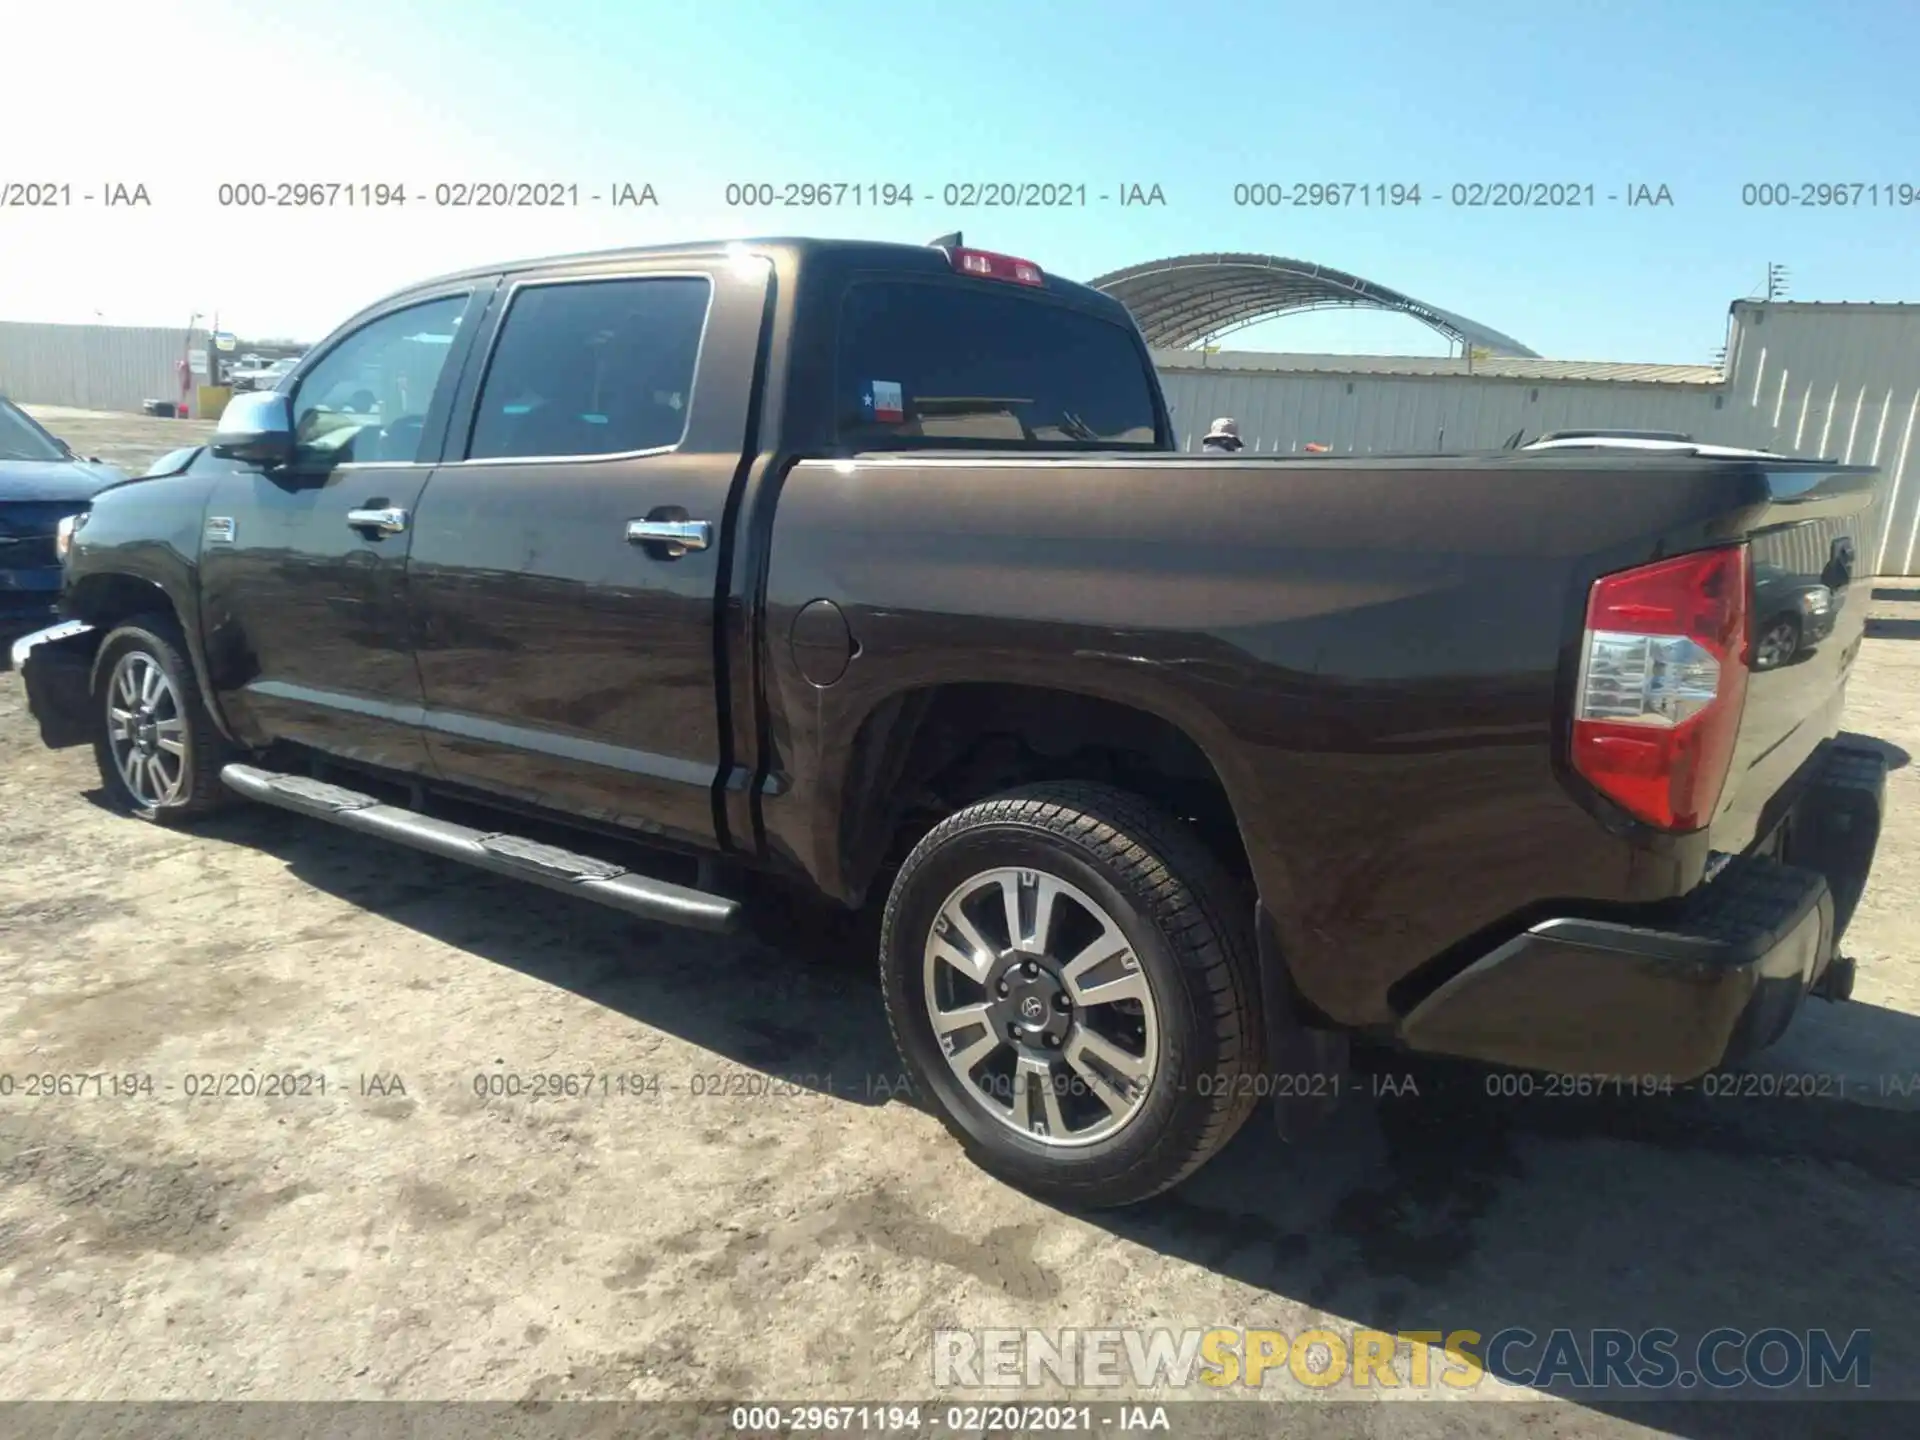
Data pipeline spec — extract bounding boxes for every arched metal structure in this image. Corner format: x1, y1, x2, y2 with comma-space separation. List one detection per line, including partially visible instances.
1089, 252, 1540, 357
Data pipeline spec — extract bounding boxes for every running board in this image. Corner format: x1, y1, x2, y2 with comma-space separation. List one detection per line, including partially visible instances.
219, 763, 740, 934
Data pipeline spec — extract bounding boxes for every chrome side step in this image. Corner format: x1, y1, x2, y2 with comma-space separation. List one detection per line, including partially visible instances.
219, 763, 740, 934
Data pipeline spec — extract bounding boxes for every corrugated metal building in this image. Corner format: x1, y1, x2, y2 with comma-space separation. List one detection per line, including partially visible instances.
1155, 302, 1920, 577
0, 322, 191, 414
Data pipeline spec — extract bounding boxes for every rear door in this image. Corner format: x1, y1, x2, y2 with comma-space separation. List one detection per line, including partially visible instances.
403, 259, 768, 849
197, 283, 492, 771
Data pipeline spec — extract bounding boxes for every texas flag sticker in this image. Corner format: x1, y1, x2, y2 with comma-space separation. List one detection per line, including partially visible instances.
868, 380, 904, 423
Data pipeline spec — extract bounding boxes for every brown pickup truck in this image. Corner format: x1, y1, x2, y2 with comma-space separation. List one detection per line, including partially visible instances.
12, 235, 1889, 1207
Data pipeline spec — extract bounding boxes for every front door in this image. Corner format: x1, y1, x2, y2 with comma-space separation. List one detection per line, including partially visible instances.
197, 286, 488, 772
404, 265, 761, 849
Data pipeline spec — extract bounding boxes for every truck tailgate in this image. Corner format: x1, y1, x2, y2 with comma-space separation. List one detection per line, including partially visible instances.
1709, 463, 1881, 857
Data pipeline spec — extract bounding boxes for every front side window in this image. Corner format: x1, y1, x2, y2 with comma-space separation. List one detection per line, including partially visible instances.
291, 294, 468, 466
835, 281, 1163, 451
466, 276, 711, 461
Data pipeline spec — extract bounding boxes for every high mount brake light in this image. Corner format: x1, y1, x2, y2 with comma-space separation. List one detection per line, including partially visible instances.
946, 247, 1045, 286
1570, 545, 1750, 831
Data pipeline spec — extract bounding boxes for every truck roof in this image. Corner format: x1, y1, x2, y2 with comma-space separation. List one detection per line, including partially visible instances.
398, 235, 1134, 325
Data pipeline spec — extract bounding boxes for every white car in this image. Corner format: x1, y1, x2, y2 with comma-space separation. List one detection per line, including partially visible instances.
1520, 429, 1787, 460
229, 357, 300, 392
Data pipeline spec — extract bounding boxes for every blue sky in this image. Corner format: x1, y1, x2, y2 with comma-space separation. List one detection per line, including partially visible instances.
6, 0, 1917, 361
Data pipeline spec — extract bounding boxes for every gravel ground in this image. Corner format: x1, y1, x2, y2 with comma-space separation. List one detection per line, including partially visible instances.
3, 410, 1918, 1438
20, 405, 218, 475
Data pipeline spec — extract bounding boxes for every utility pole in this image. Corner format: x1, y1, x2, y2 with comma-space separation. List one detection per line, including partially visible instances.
179, 310, 202, 417
1765, 262, 1790, 302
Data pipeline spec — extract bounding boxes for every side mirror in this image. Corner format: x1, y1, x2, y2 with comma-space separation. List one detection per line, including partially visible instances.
209, 391, 296, 466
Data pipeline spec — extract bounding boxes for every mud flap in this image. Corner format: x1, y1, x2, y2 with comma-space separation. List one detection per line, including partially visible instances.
1255, 902, 1352, 1141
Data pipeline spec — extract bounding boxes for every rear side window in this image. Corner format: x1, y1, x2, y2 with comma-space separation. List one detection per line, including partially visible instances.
467, 276, 710, 461
835, 280, 1162, 451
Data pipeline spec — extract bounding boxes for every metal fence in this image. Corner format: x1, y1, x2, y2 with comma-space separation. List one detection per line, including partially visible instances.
0, 322, 190, 414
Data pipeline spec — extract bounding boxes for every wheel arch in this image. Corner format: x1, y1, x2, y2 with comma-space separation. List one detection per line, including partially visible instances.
828, 679, 1288, 920
67, 572, 238, 743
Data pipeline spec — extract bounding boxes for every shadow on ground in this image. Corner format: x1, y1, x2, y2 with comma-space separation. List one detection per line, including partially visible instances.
1105, 1022, 1916, 1421
1865, 615, 1920, 641
183, 797, 903, 1105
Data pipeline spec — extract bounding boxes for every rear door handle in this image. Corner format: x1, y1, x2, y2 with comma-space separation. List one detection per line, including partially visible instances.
347, 506, 409, 536
626, 519, 711, 557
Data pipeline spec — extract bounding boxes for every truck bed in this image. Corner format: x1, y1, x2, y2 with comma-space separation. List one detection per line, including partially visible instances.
758, 448, 1880, 1028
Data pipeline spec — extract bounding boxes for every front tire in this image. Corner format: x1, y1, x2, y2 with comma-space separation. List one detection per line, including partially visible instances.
91, 616, 234, 824
879, 782, 1263, 1208
1753, 615, 1801, 671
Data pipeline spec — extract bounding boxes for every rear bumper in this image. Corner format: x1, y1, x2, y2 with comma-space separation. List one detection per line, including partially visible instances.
1399, 740, 1886, 1081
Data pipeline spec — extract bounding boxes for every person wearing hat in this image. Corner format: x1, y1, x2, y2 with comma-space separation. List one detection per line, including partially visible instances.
1201, 417, 1244, 454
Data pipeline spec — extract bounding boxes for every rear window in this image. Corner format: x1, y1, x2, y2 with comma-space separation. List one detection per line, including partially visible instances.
835, 280, 1162, 451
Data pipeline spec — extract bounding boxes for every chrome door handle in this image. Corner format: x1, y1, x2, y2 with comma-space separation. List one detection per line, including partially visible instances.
346, 506, 409, 535
626, 519, 711, 555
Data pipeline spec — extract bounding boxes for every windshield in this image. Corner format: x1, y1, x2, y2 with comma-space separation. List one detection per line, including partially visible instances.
0, 401, 67, 462
0, 399, 68, 462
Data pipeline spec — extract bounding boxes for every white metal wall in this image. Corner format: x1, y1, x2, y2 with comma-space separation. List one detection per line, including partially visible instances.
1716, 303, 1920, 580
1158, 368, 1730, 455
0, 322, 191, 414
1158, 303, 1920, 576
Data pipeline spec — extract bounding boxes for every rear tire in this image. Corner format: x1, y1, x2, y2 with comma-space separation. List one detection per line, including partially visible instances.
879, 781, 1263, 1208
91, 616, 235, 824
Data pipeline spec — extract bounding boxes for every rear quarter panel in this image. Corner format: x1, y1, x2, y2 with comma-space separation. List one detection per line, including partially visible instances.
762, 452, 1812, 1026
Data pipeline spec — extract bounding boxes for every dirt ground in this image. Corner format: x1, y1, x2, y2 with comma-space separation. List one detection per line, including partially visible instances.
3, 410, 1918, 1436
20, 405, 218, 475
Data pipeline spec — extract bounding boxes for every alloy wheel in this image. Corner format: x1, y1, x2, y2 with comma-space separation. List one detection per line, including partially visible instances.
106, 651, 188, 808
922, 866, 1160, 1147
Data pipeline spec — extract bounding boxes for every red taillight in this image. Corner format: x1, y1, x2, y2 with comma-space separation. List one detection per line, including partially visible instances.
1570, 545, 1750, 831
947, 247, 1044, 286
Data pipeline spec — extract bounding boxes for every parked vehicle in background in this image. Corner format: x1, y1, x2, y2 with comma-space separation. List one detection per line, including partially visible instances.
229, 357, 300, 392
0, 398, 126, 645
10, 236, 1891, 1207
1520, 431, 1789, 459
1752, 560, 1840, 670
